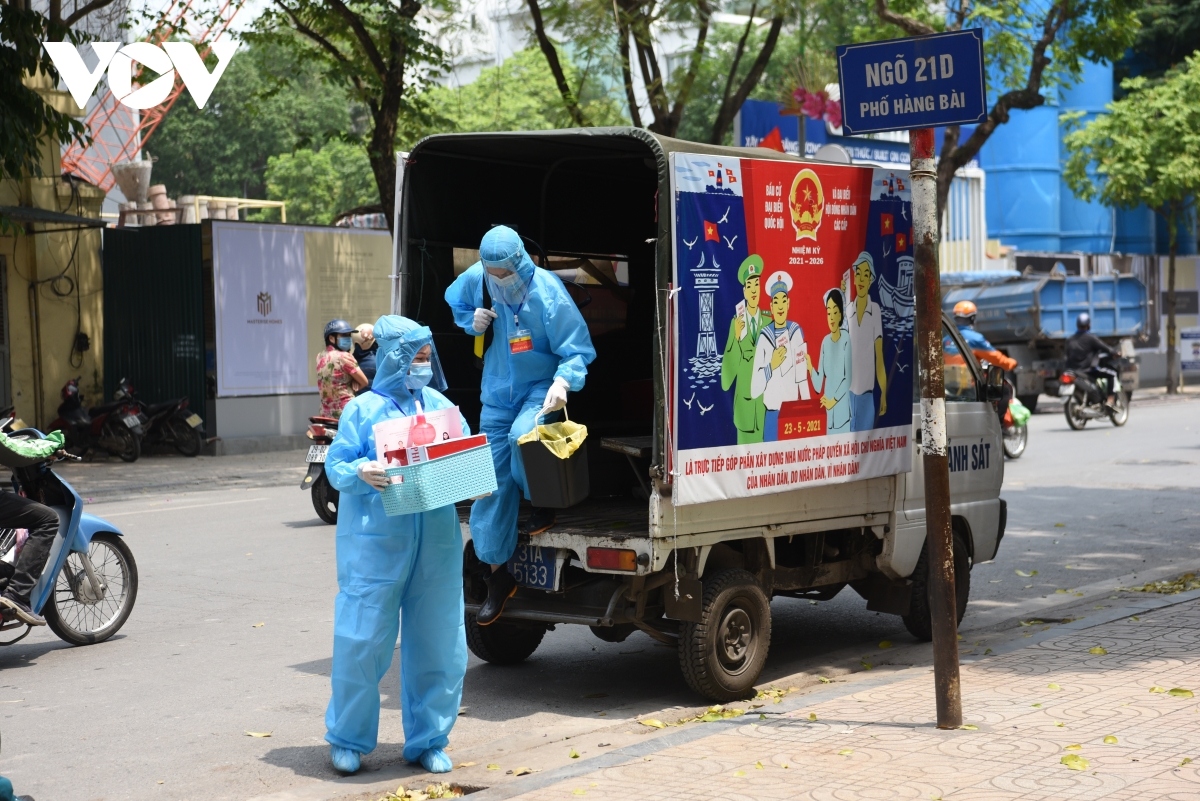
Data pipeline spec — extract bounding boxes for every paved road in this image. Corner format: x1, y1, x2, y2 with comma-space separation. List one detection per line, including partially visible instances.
0, 394, 1197, 800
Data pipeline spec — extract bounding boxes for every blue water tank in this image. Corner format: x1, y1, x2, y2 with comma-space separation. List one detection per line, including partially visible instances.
1115, 206, 1156, 253
981, 105, 1061, 250
1059, 60, 1114, 252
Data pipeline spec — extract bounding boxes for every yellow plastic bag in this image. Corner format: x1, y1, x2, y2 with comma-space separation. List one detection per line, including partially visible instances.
517, 409, 588, 460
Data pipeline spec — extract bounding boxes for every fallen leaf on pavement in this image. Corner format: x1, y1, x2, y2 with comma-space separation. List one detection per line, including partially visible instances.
733, 770, 745, 777
512, 767, 536, 776
808, 713, 817, 721
1131, 615, 1140, 621
960, 724, 978, 731
244, 731, 272, 738
486, 764, 500, 770
878, 640, 893, 649
755, 761, 764, 769
1150, 686, 1167, 693
818, 676, 831, 683
458, 762, 476, 768
572, 790, 586, 796
640, 719, 666, 728
1061, 754, 1090, 771
782, 763, 789, 769
1016, 569, 1038, 577
1181, 758, 1193, 767
1065, 744, 1082, 751
1032, 703, 1042, 708
838, 749, 853, 756
1089, 646, 1108, 655
1169, 688, 1195, 698
860, 660, 873, 670
1054, 523, 1066, 527
1055, 722, 1065, 727
1103, 736, 1118, 745
984, 648, 994, 655
1048, 683, 1062, 691
252, 623, 265, 628
569, 749, 580, 759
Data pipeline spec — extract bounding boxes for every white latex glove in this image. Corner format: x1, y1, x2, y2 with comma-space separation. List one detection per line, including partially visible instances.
472, 307, 498, 334
356, 460, 389, 491
542, 377, 570, 414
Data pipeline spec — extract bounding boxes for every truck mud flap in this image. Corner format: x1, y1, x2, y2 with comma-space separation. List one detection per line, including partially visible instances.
662, 576, 702, 622
853, 573, 912, 616
997, 498, 1007, 548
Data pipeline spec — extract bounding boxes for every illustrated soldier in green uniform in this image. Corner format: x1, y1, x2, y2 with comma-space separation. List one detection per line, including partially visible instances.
720, 255, 771, 444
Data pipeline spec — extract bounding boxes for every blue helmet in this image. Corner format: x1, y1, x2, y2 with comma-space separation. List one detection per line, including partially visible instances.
324, 319, 354, 344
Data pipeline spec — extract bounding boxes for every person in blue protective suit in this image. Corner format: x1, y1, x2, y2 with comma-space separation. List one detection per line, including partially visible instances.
323, 315, 469, 777
444, 226, 595, 626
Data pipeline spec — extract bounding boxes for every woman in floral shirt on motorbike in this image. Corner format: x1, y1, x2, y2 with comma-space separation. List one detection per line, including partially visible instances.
317, 319, 370, 418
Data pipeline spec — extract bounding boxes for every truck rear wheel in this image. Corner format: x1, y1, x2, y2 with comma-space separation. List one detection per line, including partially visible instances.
679, 569, 771, 702
465, 614, 545, 665
902, 530, 970, 642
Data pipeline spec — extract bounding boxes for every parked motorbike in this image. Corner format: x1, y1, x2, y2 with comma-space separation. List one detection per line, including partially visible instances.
300, 415, 339, 525
113, 378, 206, 457
49, 378, 142, 462
1060, 355, 1130, 430
0, 422, 139, 646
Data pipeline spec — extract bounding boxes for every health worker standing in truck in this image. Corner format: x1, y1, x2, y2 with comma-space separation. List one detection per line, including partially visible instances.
445, 226, 595, 626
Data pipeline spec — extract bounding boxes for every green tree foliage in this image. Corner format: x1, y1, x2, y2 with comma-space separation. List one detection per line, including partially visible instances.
1122, 0, 1200, 80
1063, 56, 1200, 392
873, 0, 1143, 220
402, 47, 625, 144
152, 40, 356, 199
264, 139, 377, 224
525, 0, 786, 142
251, 0, 449, 232
0, 3, 89, 183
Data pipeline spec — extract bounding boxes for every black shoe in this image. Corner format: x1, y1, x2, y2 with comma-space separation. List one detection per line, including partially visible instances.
0, 595, 46, 626
519, 507, 557, 537
477, 569, 517, 627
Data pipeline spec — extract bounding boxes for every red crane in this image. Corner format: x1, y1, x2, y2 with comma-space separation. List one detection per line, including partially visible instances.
60, 0, 244, 192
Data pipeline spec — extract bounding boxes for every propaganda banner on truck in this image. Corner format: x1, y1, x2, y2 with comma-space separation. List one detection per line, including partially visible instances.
669, 153, 915, 505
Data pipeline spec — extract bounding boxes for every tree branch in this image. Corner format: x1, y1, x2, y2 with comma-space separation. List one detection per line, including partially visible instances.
612, 0, 643, 128
62, 0, 119, 30
710, 14, 784, 144
663, 0, 711, 133
326, 0, 389, 79
873, 0, 934, 37
526, 0, 589, 126
715, 1, 756, 125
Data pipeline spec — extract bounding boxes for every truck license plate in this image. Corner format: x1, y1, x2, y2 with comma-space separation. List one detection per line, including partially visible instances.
508, 544, 557, 590
306, 445, 328, 463
185, 413, 203, 428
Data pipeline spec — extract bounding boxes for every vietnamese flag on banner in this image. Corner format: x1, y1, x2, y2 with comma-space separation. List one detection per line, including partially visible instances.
704, 221, 719, 242
881, 213, 894, 235
896, 231, 907, 252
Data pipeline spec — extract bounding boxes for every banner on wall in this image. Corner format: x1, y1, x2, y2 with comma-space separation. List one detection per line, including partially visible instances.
212, 222, 391, 398
670, 153, 915, 506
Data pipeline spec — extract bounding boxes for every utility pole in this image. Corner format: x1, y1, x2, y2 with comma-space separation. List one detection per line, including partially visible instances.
910, 127, 961, 729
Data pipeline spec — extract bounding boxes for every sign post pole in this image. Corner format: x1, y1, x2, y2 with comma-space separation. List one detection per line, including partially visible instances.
836, 28, 986, 730
909, 127, 961, 729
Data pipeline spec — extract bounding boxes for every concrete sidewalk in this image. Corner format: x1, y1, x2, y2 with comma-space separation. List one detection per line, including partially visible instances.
460, 590, 1200, 801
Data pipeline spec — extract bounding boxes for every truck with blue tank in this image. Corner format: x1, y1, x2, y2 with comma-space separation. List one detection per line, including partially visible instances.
941, 270, 1148, 409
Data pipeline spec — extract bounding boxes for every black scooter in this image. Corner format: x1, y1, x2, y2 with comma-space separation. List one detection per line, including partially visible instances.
1061, 354, 1130, 430
301, 415, 339, 524
48, 378, 142, 462
113, 378, 206, 457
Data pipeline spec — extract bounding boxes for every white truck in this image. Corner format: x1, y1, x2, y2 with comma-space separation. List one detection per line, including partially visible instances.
394, 128, 1006, 701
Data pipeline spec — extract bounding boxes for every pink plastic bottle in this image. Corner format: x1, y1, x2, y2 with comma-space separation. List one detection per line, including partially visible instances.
408, 400, 436, 448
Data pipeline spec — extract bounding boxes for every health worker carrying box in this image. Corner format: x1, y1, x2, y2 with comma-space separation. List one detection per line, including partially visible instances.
670, 153, 914, 505
373, 404, 497, 516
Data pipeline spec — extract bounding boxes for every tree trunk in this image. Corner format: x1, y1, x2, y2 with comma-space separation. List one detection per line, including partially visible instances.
368, 92, 400, 234
1166, 216, 1179, 394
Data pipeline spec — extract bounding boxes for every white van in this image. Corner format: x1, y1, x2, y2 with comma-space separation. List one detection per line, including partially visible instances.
394, 129, 1006, 701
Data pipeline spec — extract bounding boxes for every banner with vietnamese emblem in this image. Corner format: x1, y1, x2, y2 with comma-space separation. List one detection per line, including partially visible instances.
669, 152, 914, 506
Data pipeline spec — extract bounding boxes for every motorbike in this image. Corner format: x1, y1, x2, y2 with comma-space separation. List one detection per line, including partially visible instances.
300, 415, 339, 525
113, 378, 206, 457
1060, 354, 1130, 430
49, 378, 143, 462
0, 422, 139, 646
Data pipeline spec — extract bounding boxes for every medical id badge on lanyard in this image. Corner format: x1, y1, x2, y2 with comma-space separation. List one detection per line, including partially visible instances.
505, 284, 534, 354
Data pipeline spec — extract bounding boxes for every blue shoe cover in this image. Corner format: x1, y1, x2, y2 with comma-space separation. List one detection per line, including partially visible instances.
419, 748, 453, 773
331, 745, 361, 774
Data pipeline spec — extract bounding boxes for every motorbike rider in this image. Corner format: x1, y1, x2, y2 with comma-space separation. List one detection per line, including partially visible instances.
0, 428, 69, 627
317, 319, 370, 419
1066, 312, 1118, 405
951, 301, 1018, 372
444, 226, 595, 626
352, 323, 379, 390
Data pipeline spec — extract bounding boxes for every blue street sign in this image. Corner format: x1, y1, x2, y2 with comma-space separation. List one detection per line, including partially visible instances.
836, 29, 986, 136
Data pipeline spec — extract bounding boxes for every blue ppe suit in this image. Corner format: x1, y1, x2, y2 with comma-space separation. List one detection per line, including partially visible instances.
324, 315, 469, 762
444, 227, 595, 566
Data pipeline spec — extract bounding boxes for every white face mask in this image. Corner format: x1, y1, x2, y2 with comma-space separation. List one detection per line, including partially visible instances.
487, 270, 526, 306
